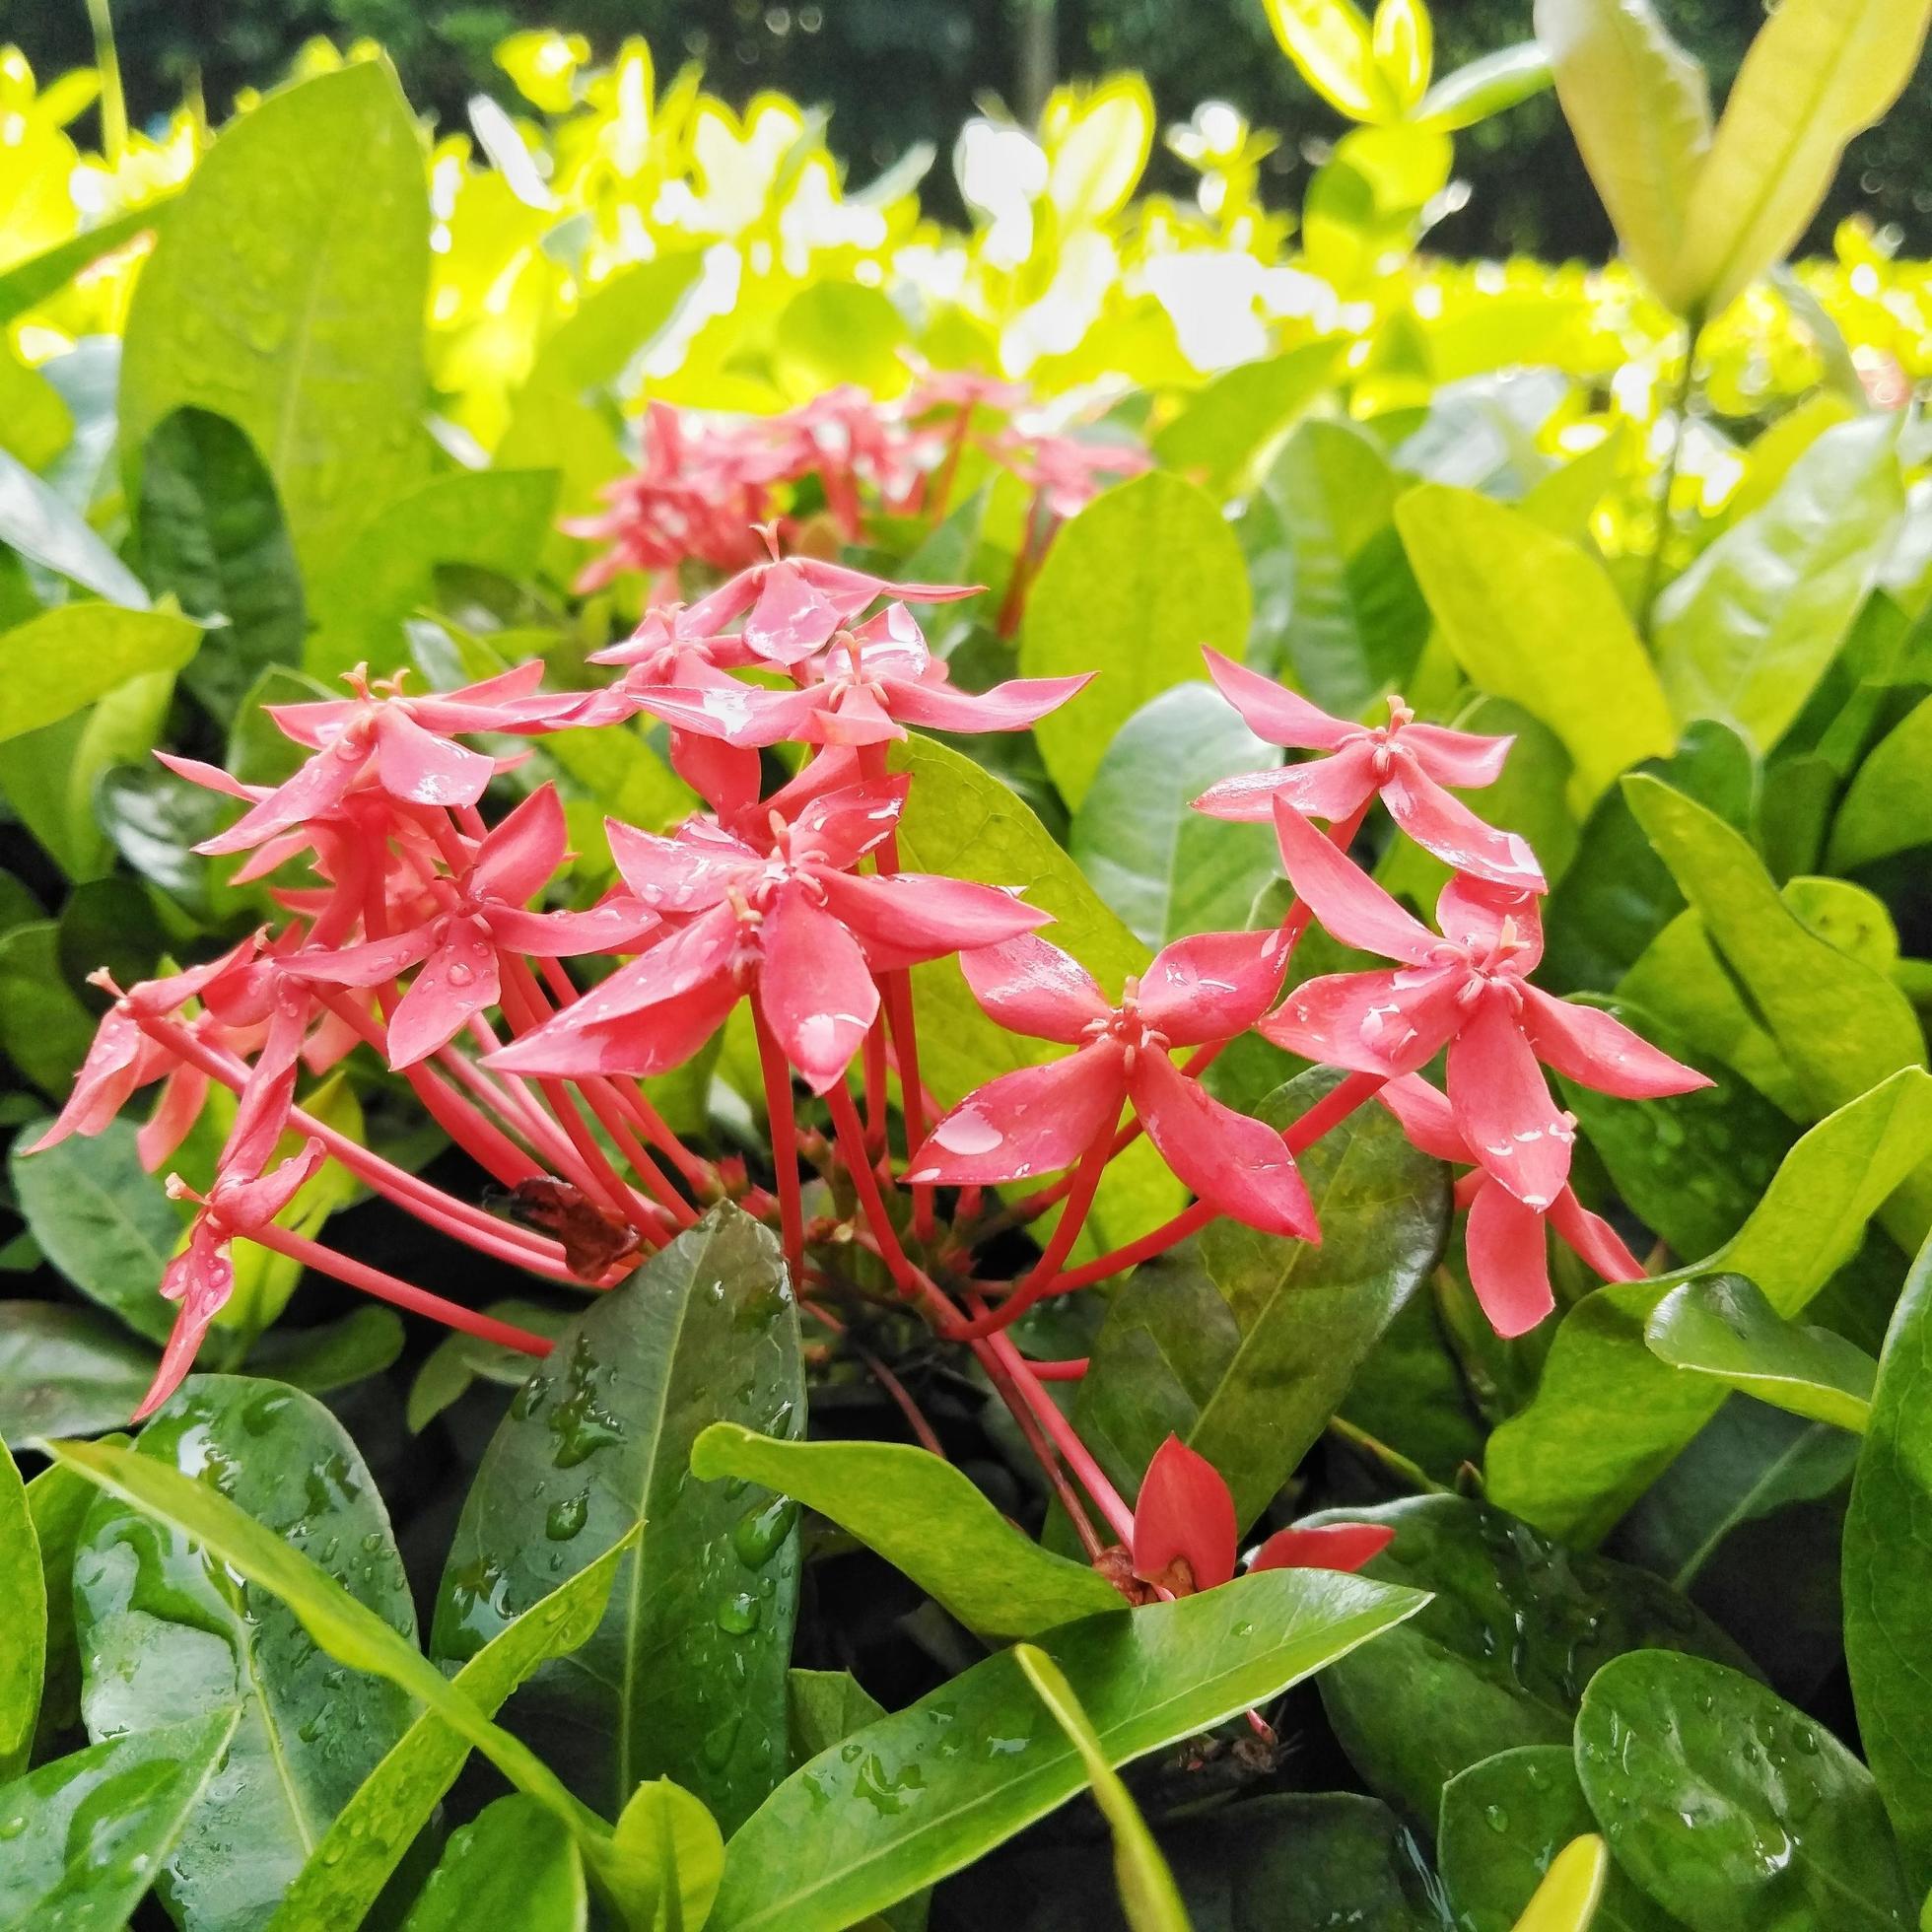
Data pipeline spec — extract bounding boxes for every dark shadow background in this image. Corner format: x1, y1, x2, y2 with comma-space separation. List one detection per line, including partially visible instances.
13, 0, 1932, 260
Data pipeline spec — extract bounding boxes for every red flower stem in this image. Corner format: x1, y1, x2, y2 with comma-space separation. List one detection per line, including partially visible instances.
1027, 1357, 1088, 1380
127, 1012, 581, 1280
984, 1332, 1136, 1546
882, 971, 935, 1240
823, 1080, 925, 1301
752, 1004, 807, 1286
975, 1335, 1107, 1561
1044, 1069, 1387, 1295
926, 407, 972, 522
862, 1018, 890, 1152
860, 1346, 947, 1457
243, 1222, 553, 1354
996, 496, 1052, 639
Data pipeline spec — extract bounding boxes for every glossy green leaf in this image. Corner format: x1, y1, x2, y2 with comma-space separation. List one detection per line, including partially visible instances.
1626, 775, 1931, 1245
610, 1778, 726, 1932
1830, 693, 1932, 872
1013, 1644, 1189, 1932
118, 62, 432, 580
1313, 1494, 1749, 1826
1261, 0, 1395, 121
1073, 1073, 1448, 1528
67, 1379, 418, 1931
710, 1568, 1427, 1932
26, 1454, 106, 1751
1575, 1651, 1915, 1929
1646, 1274, 1876, 1432
1487, 1068, 1932, 1545
401, 1793, 587, 1932
0, 1302, 156, 1445
0, 445, 150, 607
1533, 0, 1711, 311
1439, 1747, 1675, 1932
1249, 417, 1427, 709
1070, 682, 1281, 948
1845, 1232, 1932, 1895
305, 468, 561, 681
1672, 0, 1932, 319
434, 1205, 803, 1831
1414, 42, 1553, 131
137, 405, 306, 724
1022, 470, 1249, 808
691, 1424, 1121, 1637
0, 606, 200, 746
271, 1534, 634, 1932
1653, 414, 1903, 750
1149, 340, 1340, 499
1396, 486, 1676, 807
406, 1297, 571, 1431
0, 1438, 41, 1778
0, 1709, 238, 1932
246, 1306, 406, 1397
790, 1670, 888, 1769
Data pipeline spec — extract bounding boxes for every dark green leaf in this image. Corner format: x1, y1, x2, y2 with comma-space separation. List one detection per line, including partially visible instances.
1313, 1494, 1750, 1827
1437, 1746, 1676, 1932
137, 405, 307, 724
1575, 1651, 1915, 1930
789, 1671, 888, 1770
710, 1568, 1427, 1932
1844, 1231, 1932, 1895
399, 1793, 586, 1932
433, 1205, 803, 1831
0, 927, 97, 1096
692, 1424, 1121, 1638
405, 1298, 571, 1432
26, 1453, 105, 1751
1074, 1072, 1448, 1527
56, 875, 165, 1000
68, 1378, 419, 1931
245, 1307, 405, 1396
0, 1302, 158, 1443
0, 1710, 238, 1932
1830, 692, 1932, 872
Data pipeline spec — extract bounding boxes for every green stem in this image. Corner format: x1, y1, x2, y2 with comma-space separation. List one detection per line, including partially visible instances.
1640, 315, 1704, 634
84, 0, 128, 164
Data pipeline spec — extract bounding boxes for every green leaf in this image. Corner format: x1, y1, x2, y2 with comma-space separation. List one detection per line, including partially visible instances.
66, 1379, 419, 1931
775, 282, 909, 394
1312, 1494, 1750, 1826
433, 1205, 803, 1831
405, 1297, 571, 1432
1013, 1644, 1190, 1932
1845, 1232, 1932, 1896
1021, 471, 1249, 808
1260, 0, 1396, 121
1652, 414, 1904, 750
1414, 42, 1553, 131
1672, 0, 1932, 319
305, 468, 561, 681
1830, 693, 1932, 872
1575, 1650, 1916, 1929
1512, 1838, 1611, 1932
1249, 418, 1427, 709
709, 1568, 1428, 1932
0, 445, 151, 606
246, 1306, 405, 1396
271, 1534, 635, 1932
1149, 341, 1340, 499
1532, 0, 1711, 312
1070, 683, 1281, 948
1625, 774, 1931, 1245
11, 1118, 188, 1345
1438, 1747, 1675, 1932
889, 732, 1182, 1253
0, 204, 170, 328
691, 1424, 1121, 1638
0, 606, 200, 745
789, 1671, 888, 1769
26, 1454, 108, 1752
402, 1792, 586, 1931
137, 405, 307, 724
1486, 1067, 1932, 1546
1396, 486, 1676, 808
118, 62, 432, 582
0, 927, 97, 1097
610, 1778, 727, 1932
0, 1303, 158, 1444
1646, 1274, 1876, 1432
0, 1710, 239, 1932
0, 1438, 41, 1778
1073, 1073, 1448, 1528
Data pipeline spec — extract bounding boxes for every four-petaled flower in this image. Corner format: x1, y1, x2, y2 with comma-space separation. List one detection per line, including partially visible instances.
1127, 1435, 1394, 1597
1193, 650, 1545, 890
908, 930, 1317, 1239
1262, 798, 1708, 1213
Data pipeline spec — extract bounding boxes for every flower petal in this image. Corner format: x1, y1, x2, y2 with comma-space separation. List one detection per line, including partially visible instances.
886, 671, 1092, 734
137, 1064, 211, 1172
473, 783, 569, 906
1464, 1176, 1555, 1337
1375, 1073, 1471, 1163
789, 776, 908, 871
755, 887, 878, 1094
906, 1042, 1125, 1185
194, 738, 368, 855
1132, 1435, 1237, 1593
1519, 988, 1714, 1100
486, 900, 659, 958
1271, 796, 1438, 964
1399, 721, 1512, 789
1433, 875, 1545, 969
281, 927, 438, 989
1548, 1187, 1642, 1283
134, 1232, 233, 1422
1259, 965, 1463, 1075
1137, 928, 1290, 1046
1249, 1521, 1395, 1573
373, 708, 495, 809
1381, 764, 1546, 892
1446, 995, 1573, 1210
1202, 648, 1357, 750
1129, 1052, 1318, 1240
670, 730, 763, 818
818, 871, 1047, 966
488, 974, 738, 1079
958, 933, 1111, 1044
28, 1007, 155, 1150
606, 818, 757, 913
387, 926, 501, 1068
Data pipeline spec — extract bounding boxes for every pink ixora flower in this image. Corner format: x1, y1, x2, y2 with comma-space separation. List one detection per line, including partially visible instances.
1193, 650, 1544, 891
1262, 799, 1708, 1214
1129, 1436, 1393, 1596
282, 784, 658, 1068
1378, 1074, 1642, 1337
486, 775, 1047, 1093
908, 930, 1317, 1239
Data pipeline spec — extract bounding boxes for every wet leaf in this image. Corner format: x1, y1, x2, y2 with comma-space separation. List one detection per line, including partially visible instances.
399, 1793, 586, 1931
0, 1438, 41, 1778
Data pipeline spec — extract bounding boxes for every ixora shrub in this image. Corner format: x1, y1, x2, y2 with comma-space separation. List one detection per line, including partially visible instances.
6, 0, 1932, 1928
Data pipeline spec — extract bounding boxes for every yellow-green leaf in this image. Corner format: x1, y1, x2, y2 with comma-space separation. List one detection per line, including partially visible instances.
1261, 0, 1396, 122
1510, 1834, 1609, 1931
0, 607, 200, 746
